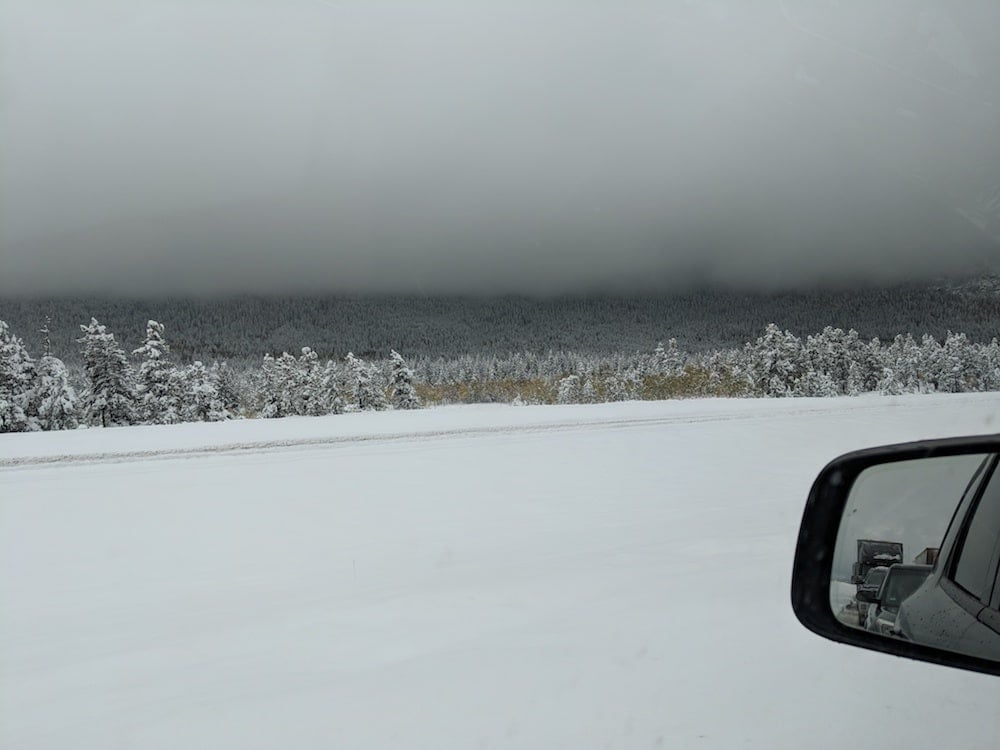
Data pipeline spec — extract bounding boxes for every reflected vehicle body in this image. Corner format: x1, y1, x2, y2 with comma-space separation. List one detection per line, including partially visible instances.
851, 540, 903, 585
856, 566, 889, 625
865, 564, 931, 636
894, 455, 1000, 659
857, 566, 889, 603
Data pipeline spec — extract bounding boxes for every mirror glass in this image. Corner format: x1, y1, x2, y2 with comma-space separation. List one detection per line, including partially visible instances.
831, 452, 1000, 662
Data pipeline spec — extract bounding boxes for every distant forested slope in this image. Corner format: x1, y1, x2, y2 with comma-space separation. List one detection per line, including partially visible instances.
1, 281, 997, 364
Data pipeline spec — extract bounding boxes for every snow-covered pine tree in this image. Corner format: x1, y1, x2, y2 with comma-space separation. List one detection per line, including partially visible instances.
880, 334, 921, 393
653, 339, 684, 377
802, 327, 848, 394
210, 361, 243, 415
939, 331, 974, 393
346, 352, 388, 411
177, 360, 229, 422
258, 354, 282, 418
77, 318, 136, 427
311, 359, 344, 415
602, 374, 624, 402
258, 353, 298, 418
978, 339, 1000, 392
276, 352, 301, 413
917, 334, 944, 392
40, 316, 52, 357
0, 320, 38, 432
852, 336, 882, 394
652, 342, 665, 375
845, 360, 866, 396
701, 349, 744, 396
876, 366, 905, 396
556, 373, 582, 404
388, 350, 421, 409
133, 320, 180, 424
605, 367, 642, 402
365, 356, 389, 411
294, 347, 322, 415
745, 324, 802, 397
793, 369, 839, 397
34, 353, 79, 430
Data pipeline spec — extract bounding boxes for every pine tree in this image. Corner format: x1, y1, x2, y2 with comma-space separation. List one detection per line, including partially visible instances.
312, 359, 345, 415
258, 353, 297, 418
793, 369, 839, 397
844, 338, 873, 394
978, 339, 1000, 392
881, 334, 921, 393
745, 324, 802, 397
917, 334, 944, 392
294, 347, 323, 416
556, 373, 582, 404
177, 361, 229, 422
0, 320, 38, 432
799, 327, 869, 395
77, 318, 136, 427
603, 369, 640, 402
653, 339, 684, 377
876, 366, 905, 396
133, 320, 180, 424
34, 354, 79, 430
39, 316, 53, 358
388, 350, 421, 409
845, 361, 866, 396
346, 352, 388, 411
258, 355, 282, 418
210, 361, 243, 415
939, 332, 973, 393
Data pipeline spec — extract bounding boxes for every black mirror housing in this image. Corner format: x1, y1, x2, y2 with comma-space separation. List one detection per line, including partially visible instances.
791, 434, 1000, 677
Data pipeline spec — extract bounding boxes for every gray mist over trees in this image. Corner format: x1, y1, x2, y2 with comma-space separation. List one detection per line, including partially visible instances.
3, 1, 1000, 297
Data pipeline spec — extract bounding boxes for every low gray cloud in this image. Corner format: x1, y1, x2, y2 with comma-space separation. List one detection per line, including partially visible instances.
2, 1, 999, 296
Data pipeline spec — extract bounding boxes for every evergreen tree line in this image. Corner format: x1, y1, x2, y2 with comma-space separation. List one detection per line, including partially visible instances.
407, 325, 1000, 404
1, 317, 997, 433
0, 317, 422, 432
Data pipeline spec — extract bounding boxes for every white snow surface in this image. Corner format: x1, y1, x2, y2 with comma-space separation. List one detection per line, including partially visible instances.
3, 394, 1000, 748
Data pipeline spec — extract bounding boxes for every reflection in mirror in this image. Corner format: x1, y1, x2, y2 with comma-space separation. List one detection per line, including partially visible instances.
831, 452, 1000, 662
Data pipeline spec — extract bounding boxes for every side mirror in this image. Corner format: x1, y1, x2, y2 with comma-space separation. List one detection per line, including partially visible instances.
791, 435, 1000, 676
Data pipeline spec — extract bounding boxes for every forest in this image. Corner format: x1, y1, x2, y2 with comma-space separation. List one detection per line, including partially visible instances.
1, 310, 997, 433
1, 279, 998, 365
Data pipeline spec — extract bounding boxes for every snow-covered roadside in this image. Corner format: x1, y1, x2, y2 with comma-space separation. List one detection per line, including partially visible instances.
2, 396, 1000, 749
2, 392, 997, 466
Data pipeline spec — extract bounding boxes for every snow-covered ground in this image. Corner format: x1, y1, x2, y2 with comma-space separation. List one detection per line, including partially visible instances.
2, 394, 1000, 748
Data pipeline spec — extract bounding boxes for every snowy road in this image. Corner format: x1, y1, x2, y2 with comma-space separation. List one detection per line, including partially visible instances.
2, 395, 1000, 748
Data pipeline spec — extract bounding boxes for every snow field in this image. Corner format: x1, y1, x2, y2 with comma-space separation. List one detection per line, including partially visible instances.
2, 394, 1000, 748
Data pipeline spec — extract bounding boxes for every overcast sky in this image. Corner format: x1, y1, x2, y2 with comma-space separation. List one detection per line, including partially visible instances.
2, 1, 999, 296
